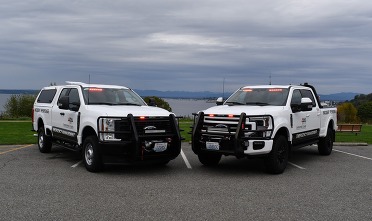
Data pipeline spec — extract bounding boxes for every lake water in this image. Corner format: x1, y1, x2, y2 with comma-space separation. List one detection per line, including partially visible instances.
0, 94, 216, 117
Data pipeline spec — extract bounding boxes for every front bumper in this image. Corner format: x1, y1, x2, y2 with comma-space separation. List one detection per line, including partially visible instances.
192, 112, 274, 157
98, 114, 182, 163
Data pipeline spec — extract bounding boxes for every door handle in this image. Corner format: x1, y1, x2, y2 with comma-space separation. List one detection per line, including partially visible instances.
306, 114, 310, 117
60, 113, 65, 116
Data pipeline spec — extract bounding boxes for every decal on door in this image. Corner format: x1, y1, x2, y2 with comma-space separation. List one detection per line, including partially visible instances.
296, 118, 307, 130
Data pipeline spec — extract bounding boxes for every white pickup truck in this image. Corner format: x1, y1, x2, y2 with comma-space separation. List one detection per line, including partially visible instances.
192, 83, 337, 174
32, 82, 182, 172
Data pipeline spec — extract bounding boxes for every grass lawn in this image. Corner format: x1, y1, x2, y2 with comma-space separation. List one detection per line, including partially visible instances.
335, 124, 372, 144
0, 121, 36, 145
1, 120, 370, 145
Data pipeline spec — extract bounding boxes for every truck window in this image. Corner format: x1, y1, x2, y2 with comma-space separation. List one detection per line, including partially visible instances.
226, 88, 289, 106
37, 89, 57, 103
69, 88, 80, 109
291, 90, 302, 105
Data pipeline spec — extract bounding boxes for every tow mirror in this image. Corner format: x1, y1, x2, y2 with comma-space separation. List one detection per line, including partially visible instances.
216, 97, 224, 105
300, 97, 313, 112
58, 96, 69, 110
148, 98, 157, 106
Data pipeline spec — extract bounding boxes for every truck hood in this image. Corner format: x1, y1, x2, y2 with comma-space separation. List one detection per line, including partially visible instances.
202, 105, 285, 116
86, 105, 172, 117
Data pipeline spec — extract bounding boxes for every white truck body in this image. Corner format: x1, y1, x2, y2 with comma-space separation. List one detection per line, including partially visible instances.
33, 82, 181, 172
192, 83, 337, 174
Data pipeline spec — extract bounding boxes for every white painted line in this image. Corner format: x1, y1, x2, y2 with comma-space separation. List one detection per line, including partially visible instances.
71, 160, 83, 168
181, 149, 192, 169
334, 149, 372, 161
288, 162, 306, 170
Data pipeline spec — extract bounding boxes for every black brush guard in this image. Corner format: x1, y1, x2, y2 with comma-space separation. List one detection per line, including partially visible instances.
97, 114, 182, 162
192, 112, 274, 157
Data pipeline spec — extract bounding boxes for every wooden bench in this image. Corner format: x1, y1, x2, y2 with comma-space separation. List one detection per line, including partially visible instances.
337, 124, 362, 135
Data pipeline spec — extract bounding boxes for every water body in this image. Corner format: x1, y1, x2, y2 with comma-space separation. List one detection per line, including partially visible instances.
0, 94, 216, 117
0, 94, 11, 113
164, 98, 216, 117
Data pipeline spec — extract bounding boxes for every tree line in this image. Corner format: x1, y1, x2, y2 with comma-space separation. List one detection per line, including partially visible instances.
337, 93, 372, 123
2, 92, 372, 123
1, 94, 171, 119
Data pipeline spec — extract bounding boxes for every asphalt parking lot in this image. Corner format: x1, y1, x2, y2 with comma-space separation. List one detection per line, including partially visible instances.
1, 143, 371, 220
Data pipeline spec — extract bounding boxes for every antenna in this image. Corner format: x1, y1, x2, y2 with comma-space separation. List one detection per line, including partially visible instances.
89, 74, 91, 84
222, 77, 225, 99
269, 74, 272, 85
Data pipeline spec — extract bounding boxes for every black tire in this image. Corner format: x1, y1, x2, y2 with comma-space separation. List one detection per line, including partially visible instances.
198, 152, 222, 166
83, 136, 103, 172
38, 126, 52, 153
318, 128, 333, 155
264, 135, 289, 174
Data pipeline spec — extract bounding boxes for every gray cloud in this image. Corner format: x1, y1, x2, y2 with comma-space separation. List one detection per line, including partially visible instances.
1, 0, 372, 94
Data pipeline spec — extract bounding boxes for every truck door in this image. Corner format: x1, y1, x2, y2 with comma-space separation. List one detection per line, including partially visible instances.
290, 89, 320, 145
52, 88, 80, 143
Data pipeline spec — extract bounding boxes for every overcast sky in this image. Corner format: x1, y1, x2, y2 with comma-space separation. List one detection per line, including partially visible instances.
1, 0, 372, 94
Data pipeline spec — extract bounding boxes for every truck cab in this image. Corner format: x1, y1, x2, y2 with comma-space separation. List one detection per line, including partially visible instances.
192, 83, 337, 174
33, 82, 182, 172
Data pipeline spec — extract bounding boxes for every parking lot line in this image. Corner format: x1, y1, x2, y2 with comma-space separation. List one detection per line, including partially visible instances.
0, 144, 33, 155
181, 149, 192, 169
334, 149, 372, 161
71, 160, 83, 168
288, 161, 306, 170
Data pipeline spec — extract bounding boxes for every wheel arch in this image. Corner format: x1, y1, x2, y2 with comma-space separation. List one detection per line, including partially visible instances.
81, 126, 97, 144
273, 126, 291, 150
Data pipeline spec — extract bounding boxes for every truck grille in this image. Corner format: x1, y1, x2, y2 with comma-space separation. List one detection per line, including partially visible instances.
114, 116, 172, 139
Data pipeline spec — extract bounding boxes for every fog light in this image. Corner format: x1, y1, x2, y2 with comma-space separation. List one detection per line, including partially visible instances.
253, 141, 265, 150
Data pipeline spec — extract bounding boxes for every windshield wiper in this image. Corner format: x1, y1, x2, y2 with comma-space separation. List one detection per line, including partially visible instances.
225, 101, 245, 106
88, 102, 115, 105
245, 102, 269, 106
114, 103, 142, 106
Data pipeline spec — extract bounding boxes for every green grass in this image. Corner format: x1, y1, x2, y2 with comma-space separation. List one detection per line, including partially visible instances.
1, 120, 370, 145
179, 121, 193, 142
0, 121, 37, 145
335, 124, 372, 144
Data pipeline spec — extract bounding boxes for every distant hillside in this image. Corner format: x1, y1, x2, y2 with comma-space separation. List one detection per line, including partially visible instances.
0, 89, 361, 101
0, 89, 38, 95
319, 92, 360, 101
135, 89, 228, 99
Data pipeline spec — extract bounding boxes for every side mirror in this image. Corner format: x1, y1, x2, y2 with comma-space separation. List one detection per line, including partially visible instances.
148, 98, 156, 106
216, 97, 224, 105
58, 96, 69, 110
70, 102, 80, 112
300, 97, 313, 111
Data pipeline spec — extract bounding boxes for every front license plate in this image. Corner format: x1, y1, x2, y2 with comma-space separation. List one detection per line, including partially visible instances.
206, 142, 219, 150
153, 142, 167, 152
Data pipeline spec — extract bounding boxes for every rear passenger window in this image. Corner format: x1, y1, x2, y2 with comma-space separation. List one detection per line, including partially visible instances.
37, 89, 57, 103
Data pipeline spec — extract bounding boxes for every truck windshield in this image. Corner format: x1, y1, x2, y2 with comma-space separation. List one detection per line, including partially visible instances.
225, 88, 289, 106
82, 87, 147, 106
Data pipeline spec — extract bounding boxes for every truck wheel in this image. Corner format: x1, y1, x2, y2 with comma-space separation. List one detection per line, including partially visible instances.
264, 135, 288, 174
83, 136, 102, 172
318, 128, 333, 155
198, 152, 222, 166
38, 126, 52, 153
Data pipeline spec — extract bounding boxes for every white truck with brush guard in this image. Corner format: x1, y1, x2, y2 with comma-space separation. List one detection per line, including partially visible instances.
192, 83, 337, 174
32, 82, 182, 172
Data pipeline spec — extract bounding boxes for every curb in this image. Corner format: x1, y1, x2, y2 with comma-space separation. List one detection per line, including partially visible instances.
334, 142, 369, 146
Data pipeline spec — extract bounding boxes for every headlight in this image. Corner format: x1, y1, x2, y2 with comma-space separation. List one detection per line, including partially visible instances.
99, 118, 120, 141
245, 116, 273, 138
